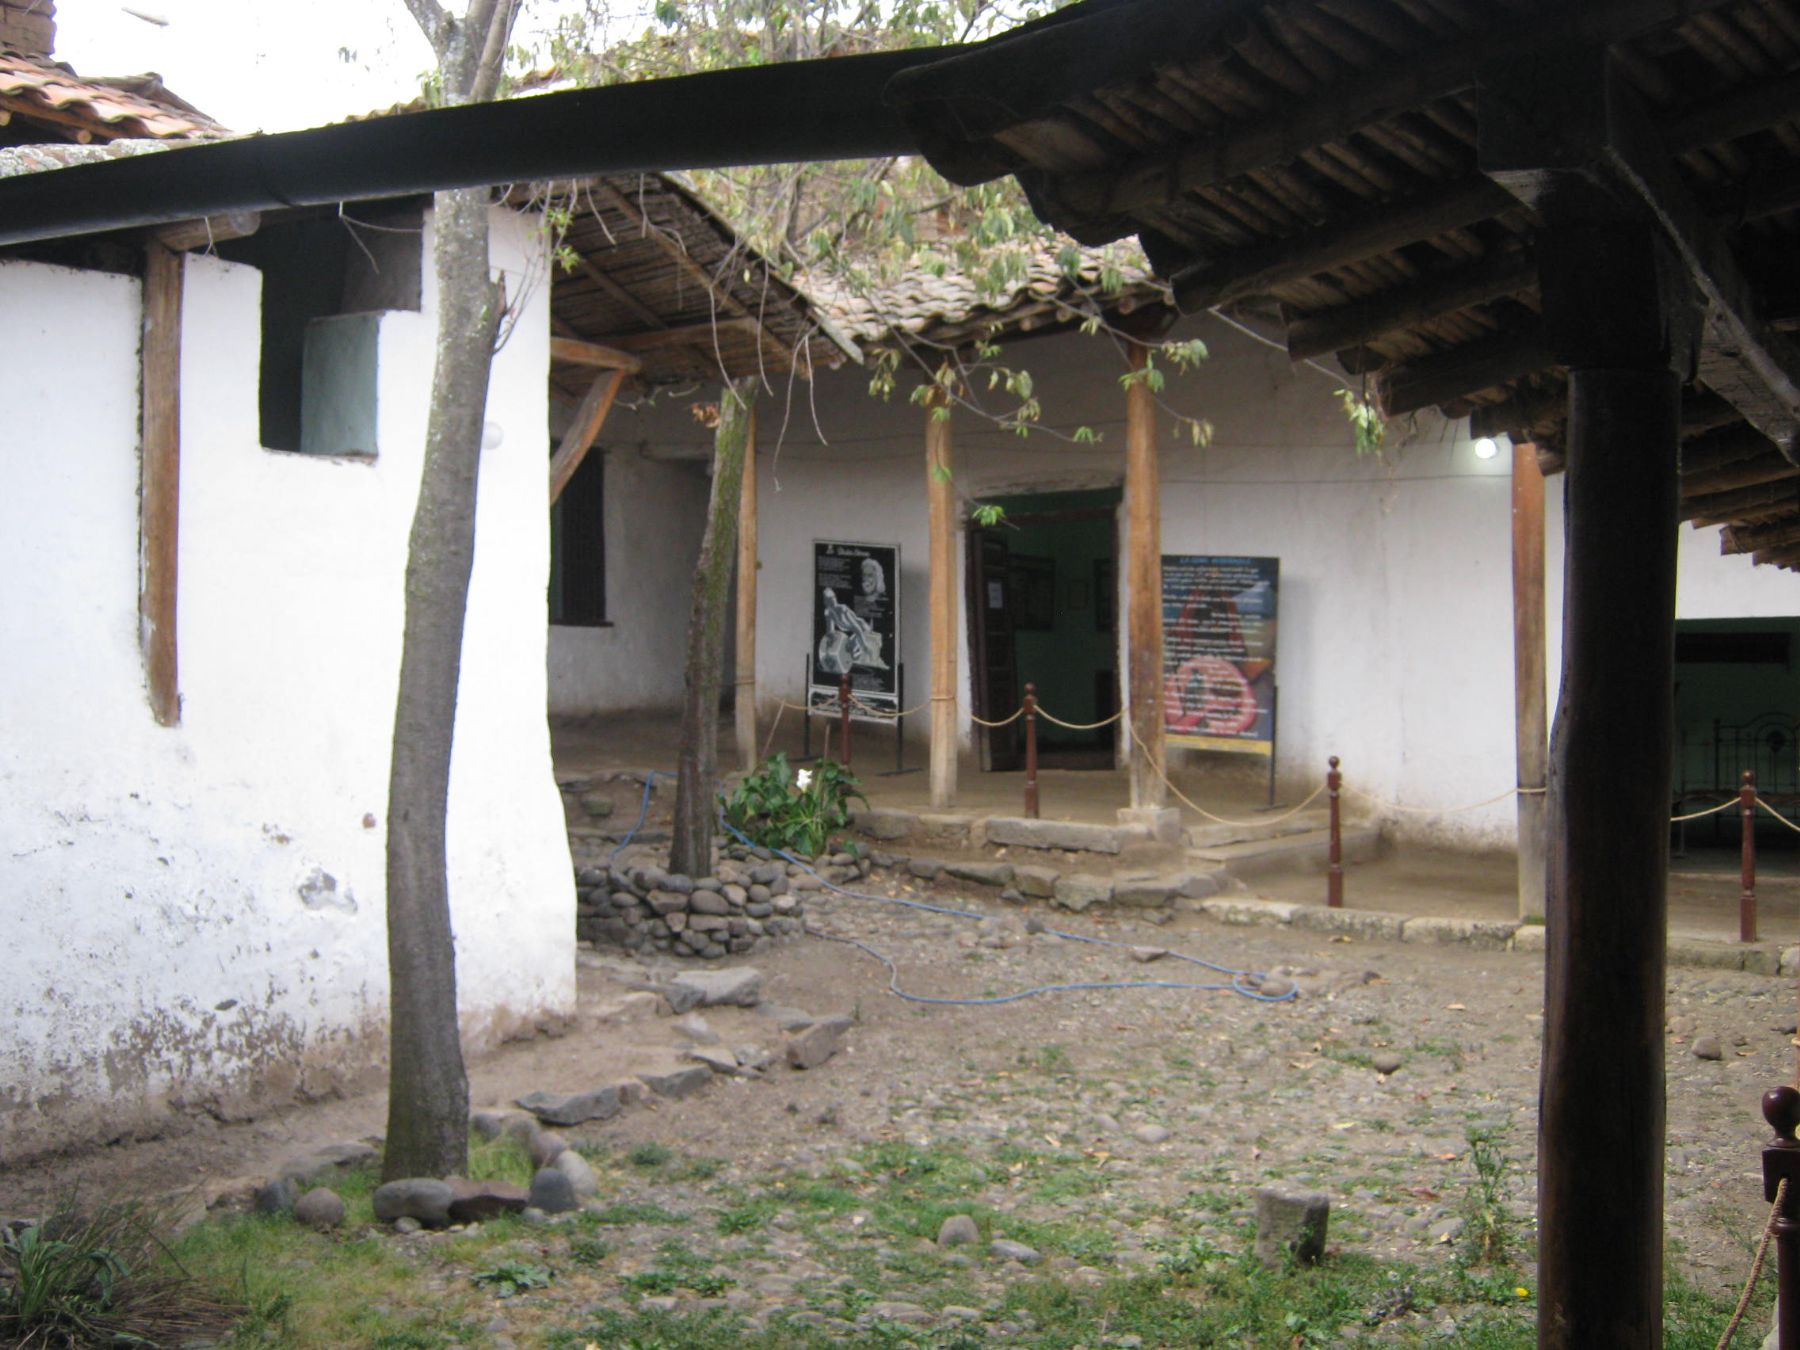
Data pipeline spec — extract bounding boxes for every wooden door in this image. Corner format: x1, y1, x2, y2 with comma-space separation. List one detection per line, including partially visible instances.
966, 526, 1021, 771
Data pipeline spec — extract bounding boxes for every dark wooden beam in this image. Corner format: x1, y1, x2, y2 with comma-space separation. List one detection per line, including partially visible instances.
1682, 478, 1799, 524
1482, 48, 1800, 461
570, 252, 668, 331
1753, 542, 1800, 568
1702, 161, 1800, 226
1680, 449, 1800, 497
1171, 176, 1517, 313
141, 242, 183, 727
1680, 423, 1778, 475
152, 211, 260, 252
549, 336, 644, 373
1038, 0, 1741, 226
1376, 328, 1554, 417
602, 317, 763, 355
1283, 249, 1537, 360
1682, 389, 1746, 435
1470, 383, 1565, 440
549, 368, 626, 505
1665, 68, 1800, 156
1721, 516, 1800, 555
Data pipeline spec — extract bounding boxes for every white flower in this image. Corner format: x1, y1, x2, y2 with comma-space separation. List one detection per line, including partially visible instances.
795, 769, 814, 790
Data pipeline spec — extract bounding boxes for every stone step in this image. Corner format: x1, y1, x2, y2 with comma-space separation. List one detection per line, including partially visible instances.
1184, 808, 1333, 850
1192, 827, 1382, 878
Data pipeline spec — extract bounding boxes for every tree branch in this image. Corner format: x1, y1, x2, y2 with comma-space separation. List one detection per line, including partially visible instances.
402, 0, 452, 55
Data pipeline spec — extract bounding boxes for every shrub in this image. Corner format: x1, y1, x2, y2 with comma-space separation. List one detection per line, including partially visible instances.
722, 753, 865, 858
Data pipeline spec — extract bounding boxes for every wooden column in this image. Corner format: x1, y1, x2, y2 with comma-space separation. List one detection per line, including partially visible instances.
1512, 440, 1547, 920
1125, 342, 1165, 808
734, 409, 759, 771
140, 242, 184, 726
926, 390, 958, 808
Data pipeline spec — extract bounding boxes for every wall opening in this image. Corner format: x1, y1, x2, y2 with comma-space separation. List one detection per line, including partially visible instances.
216, 205, 422, 455
550, 450, 607, 627
1672, 615, 1800, 856
966, 487, 1121, 771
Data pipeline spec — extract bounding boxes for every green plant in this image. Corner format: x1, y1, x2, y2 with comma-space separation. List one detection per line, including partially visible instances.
471, 1260, 553, 1297
723, 752, 866, 858
628, 1142, 674, 1168
1338, 387, 1387, 455
568, 1235, 613, 1266
1460, 1126, 1520, 1267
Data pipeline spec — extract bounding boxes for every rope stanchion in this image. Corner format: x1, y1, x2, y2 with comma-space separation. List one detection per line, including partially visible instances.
1717, 1176, 1788, 1350
1035, 707, 1127, 732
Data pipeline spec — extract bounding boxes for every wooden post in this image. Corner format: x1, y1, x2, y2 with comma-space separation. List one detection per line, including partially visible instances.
734, 409, 759, 771
1023, 683, 1039, 819
1327, 756, 1343, 908
1537, 250, 1685, 1350
1125, 342, 1165, 809
140, 242, 183, 727
1742, 770, 1759, 945
926, 389, 958, 808
838, 672, 852, 770
1513, 439, 1548, 920
1763, 1086, 1800, 1350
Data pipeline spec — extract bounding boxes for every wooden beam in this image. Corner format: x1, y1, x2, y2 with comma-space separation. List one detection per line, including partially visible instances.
600, 317, 763, 355
1470, 384, 1565, 440
1682, 389, 1746, 435
1682, 478, 1799, 523
1680, 450, 1800, 497
549, 335, 644, 374
1721, 516, 1800, 555
1512, 441, 1547, 922
1376, 328, 1554, 418
141, 242, 183, 727
1753, 542, 1800, 568
734, 409, 759, 772
549, 368, 625, 505
1680, 423, 1778, 475
1038, 0, 1737, 225
1702, 161, 1800, 226
1665, 68, 1800, 156
1171, 176, 1518, 313
152, 211, 260, 252
926, 389, 958, 809
1125, 341, 1165, 809
1283, 250, 1537, 361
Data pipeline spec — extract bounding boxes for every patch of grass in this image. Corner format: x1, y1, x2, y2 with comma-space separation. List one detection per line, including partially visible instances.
466, 1130, 536, 1188
1413, 1035, 1468, 1070
470, 1260, 552, 1298
621, 1240, 733, 1298
568, 1235, 613, 1266
585, 1201, 689, 1227
1459, 1126, 1520, 1267
677, 1155, 727, 1182
717, 1196, 781, 1235
628, 1142, 674, 1168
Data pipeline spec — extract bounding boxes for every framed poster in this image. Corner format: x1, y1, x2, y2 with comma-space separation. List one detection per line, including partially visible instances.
1161, 555, 1278, 753
809, 540, 900, 722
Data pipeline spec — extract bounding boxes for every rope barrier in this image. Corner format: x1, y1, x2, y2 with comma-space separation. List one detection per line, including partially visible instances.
1672, 797, 1742, 824
969, 706, 1026, 728
1345, 784, 1530, 817
1118, 718, 1327, 827
1758, 797, 1800, 835
758, 700, 786, 762
1715, 1175, 1785, 1350
1034, 707, 1127, 731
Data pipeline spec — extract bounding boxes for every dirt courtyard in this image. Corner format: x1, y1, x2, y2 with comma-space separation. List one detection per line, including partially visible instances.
4, 857, 1791, 1332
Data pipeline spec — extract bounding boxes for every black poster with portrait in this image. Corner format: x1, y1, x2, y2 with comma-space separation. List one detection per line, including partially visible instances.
809, 540, 900, 720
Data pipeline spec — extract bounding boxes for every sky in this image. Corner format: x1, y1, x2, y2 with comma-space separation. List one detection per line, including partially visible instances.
53, 2, 647, 134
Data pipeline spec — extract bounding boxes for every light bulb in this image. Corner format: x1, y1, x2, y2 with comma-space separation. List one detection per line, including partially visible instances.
1473, 436, 1499, 460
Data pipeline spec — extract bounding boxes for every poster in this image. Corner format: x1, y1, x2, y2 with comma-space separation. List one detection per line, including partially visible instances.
810, 540, 900, 722
1161, 555, 1278, 753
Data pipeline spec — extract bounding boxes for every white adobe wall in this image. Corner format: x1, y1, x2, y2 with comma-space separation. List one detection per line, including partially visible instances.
548, 451, 710, 715
0, 207, 573, 1158
590, 316, 1798, 851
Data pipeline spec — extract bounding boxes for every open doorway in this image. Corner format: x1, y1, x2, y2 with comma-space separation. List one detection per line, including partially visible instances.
1672, 616, 1800, 860
966, 488, 1121, 771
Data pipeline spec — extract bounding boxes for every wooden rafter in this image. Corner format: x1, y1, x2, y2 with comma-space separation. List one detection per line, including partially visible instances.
549, 367, 626, 505
549, 336, 644, 373
570, 251, 668, 331
141, 242, 183, 726
1283, 248, 1537, 360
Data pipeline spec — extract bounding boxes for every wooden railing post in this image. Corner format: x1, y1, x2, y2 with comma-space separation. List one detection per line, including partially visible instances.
1327, 755, 1344, 909
1743, 770, 1759, 944
1763, 1086, 1800, 1349
1023, 683, 1039, 819
839, 673, 852, 770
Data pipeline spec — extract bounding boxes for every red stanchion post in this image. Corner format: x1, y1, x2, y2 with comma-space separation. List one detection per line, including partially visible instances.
1023, 683, 1039, 819
1763, 1086, 1800, 1350
838, 673, 852, 770
1743, 769, 1759, 945
1327, 755, 1344, 909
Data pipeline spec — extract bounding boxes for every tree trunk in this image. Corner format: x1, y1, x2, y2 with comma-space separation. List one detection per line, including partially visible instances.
670, 378, 758, 877
382, 184, 501, 1181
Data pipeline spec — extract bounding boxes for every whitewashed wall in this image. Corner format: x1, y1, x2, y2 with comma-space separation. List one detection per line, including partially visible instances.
579, 315, 1800, 850
0, 207, 573, 1158
548, 451, 710, 715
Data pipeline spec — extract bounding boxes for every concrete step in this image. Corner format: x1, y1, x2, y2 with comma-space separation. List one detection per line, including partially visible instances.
1184, 808, 1332, 851
1191, 826, 1382, 879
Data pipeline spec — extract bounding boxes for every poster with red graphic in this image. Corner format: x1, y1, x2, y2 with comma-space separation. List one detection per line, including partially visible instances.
1161, 555, 1278, 753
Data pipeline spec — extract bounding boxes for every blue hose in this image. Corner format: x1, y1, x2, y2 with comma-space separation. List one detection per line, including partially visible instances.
607, 771, 662, 864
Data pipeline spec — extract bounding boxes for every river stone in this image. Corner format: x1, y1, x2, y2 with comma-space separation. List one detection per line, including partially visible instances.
1372, 1051, 1404, 1075
528, 1129, 571, 1168
528, 1167, 579, 1215
669, 967, 765, 1007
787, 1014, 853, 1070
944, 860, 1015, 887
516, 1086, 622, 1127
445, 1178, 529, 1223
937, 1214, 979, 1247
551, 1150, 599, 1199
293, 1188, 346, 1231
372, 1178, 454, 1228
1692, 1035, 1724, 1060
990, 1238, 1041, 1264
642, 1065, 713, 1099
1254, 1190, 1329, 1268
252, 1179, 295, 1215
690, 889, 730, 915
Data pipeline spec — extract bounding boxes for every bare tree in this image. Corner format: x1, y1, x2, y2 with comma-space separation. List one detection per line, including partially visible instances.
383, 0, 521, 1182
670, 377, 759, 876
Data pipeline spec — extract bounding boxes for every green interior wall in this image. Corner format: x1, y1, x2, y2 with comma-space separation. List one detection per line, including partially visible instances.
987, 489, 1119, 746
1673, 616, 1800, 798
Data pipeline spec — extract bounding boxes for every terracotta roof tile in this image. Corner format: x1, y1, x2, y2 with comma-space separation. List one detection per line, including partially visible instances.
0, 49, 223, 140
